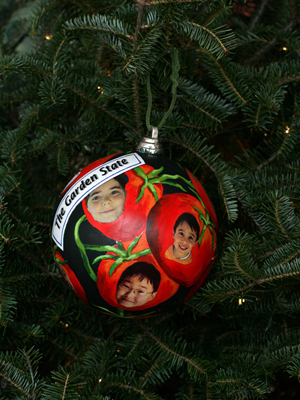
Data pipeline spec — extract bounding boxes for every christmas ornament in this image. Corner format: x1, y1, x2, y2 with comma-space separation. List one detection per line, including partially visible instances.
52, 128, 218, 318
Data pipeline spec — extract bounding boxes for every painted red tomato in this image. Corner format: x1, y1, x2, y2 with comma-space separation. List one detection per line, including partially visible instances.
82, 165, 163, 242
55, 251, 88, 303
146, 193, 217, 287
61, 153, 120, 196
185, 169, 218, 230
96, 237, 179, 311
183, 256, 216, 302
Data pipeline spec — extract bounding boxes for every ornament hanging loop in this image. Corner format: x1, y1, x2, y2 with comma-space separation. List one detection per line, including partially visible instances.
137, 126, 162, 154
137, 48, 180, 155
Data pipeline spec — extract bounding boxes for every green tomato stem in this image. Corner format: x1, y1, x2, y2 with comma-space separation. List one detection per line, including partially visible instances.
74, 215, 97, 283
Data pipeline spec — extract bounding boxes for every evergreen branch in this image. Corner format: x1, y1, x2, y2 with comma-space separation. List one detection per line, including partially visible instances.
65, 327, 101, 343
106, 374, 162, 400
184, 299, 211, 316
130, 0, 146, 130
53, 35, 68, 76
279, 74, 300, 84
164, 137, 218, 175
246, 19, 300, 65
182, 98, 222, 124
148, 332, 208, 379
64, 14, 132, 39
218, 174, 237, 223
233, 251, 257, 282
249, 0, 270, 31
0, 232, 10, 244
202, 2, 232, 27
133, 1, 146, 46
141, 359, 162, 385
14, 245, 49, 273
0, 282, 17, 327
0, 371, 33, 398
133, 79, 142, 132
204, 267, 300, 302
42, 367, 83, 399
255, 104, 261, 128
61, 80, 138, 133
216, 375, 268, 397
48, 339, 79, 361
261, 343, 300, 372
24, 127, 58, 155
199, 49, 248, 106
274, 197, 290, 240
122, 26, 163, 74
62, 373, 70, 399
125, 333, 147, 361
260, 270, 300, 284
142, 0, 205, 3
24, 350, 35, 394
117, 384, 160, 400
256, 123, 296, 170
0, 348, 41, 399
181, 21, 235, 57
162, 135, 238, 221
0, 55, 52, 77
261, 240, 300, 269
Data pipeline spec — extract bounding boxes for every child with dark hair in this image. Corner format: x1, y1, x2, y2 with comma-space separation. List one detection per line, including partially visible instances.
115, 262, 161, 308
85, 174, 128, 224
165, 213, 200, 264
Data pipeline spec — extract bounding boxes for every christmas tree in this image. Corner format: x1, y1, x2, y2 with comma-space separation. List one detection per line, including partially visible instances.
1, 0, 300, 398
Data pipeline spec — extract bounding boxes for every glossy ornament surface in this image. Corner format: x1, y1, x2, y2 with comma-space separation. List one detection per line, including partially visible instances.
52, 150, 218, 318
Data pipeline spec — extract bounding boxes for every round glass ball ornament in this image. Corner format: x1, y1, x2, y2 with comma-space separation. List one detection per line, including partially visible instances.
52, 131, 218, 318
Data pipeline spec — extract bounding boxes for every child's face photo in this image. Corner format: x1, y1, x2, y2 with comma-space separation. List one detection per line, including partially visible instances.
173, 221, 197, 259
87, 178, 126, 223
116, 274, 157, 308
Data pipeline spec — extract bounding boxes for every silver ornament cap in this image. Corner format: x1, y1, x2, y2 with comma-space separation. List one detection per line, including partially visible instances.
136, 126, 162, 154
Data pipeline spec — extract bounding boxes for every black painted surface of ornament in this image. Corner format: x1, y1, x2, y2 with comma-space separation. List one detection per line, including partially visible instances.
52, 151, 218, 318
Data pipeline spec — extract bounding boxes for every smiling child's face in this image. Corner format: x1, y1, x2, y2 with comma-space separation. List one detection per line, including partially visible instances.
173, 221, 197, 259
87, 179, 126, 223
116, 274, 156, 308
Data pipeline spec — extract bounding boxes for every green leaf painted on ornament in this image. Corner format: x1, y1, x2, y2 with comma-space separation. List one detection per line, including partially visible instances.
92, 304, 121, 317
85, 244, 124, 256
109, 257, 124, 277
92, 254, 119, 264
147, 166, 164, 179
128, 249, 152, 260
127, 234, 141, 253
55, 258, 68, 265
116, 241, 125, 252
118, 308, 125, 317
74, 215, 97, 282
193, 206, 216, 249
82, 234, 152, 277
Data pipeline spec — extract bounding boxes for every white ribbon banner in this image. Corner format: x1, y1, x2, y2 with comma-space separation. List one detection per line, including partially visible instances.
52, 153, 145, 250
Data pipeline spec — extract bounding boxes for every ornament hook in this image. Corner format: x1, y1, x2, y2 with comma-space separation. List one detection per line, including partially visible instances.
136, 126, 162, 154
